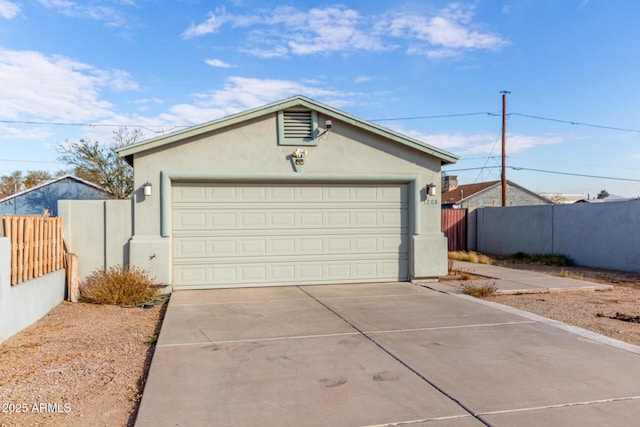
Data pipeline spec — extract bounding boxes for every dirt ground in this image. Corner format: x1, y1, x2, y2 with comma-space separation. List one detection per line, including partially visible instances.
486, 262, 640, 347
0, 302, 165, 427
1, 263, 639, 426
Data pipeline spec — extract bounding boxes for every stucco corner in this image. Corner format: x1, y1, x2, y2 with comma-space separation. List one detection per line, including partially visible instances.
411, 234, 448, 279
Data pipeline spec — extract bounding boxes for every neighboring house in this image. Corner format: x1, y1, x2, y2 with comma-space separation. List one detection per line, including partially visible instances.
0, 175, 109, 216
539, 193, 586, 204
116, 95, 458, 290
441, 176, 551, 210
573, 190, 634, 203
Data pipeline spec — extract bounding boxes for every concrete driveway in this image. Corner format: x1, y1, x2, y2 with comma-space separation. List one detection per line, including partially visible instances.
135, 282, 640, 426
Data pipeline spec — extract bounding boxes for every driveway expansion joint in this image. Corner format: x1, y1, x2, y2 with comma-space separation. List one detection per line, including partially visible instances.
296, 286, 494, 427
476, 395, 640, 417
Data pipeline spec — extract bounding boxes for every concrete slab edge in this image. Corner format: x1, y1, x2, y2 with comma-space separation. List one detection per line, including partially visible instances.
361, 413, 475, 426
452, 293, 640, 356
494, 284, 614, 295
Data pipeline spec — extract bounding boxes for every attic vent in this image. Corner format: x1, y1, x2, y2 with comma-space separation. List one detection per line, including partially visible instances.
278, 109, 318, 146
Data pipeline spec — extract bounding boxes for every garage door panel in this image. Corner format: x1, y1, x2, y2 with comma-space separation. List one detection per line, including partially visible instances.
175, 234, 407, 258
173, 258, 408, 288
174, 208, 407, 231
173, 183, 409, 288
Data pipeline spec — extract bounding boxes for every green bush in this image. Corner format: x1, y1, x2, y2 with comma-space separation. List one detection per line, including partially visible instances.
80, 265, 158, 306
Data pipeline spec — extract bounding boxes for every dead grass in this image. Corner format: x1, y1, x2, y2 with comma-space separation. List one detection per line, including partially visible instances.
448, 251, 494, 265
461, 282, 498, 298
80, 265, 159, 306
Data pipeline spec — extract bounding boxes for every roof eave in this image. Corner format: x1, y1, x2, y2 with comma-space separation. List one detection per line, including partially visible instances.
116, 95, 459, 165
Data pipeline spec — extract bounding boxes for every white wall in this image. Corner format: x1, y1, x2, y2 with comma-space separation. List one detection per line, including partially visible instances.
474, 201, 640, 272
0, 238, 66, 343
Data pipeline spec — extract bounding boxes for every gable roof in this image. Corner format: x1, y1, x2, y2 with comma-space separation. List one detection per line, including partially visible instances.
442, 180, 552, 205
442, 181, 499, 204
0, 174, 109, 203
117, 95, 459, 166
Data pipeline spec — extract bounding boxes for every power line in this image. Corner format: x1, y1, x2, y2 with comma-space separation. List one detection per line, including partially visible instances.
510, 113, 640, 133
444, 165, 640, 183
473, 128, 502, 184
369, 112, 493, 122
2, 112, 640, 134
511, 167, 640, 182
0, 158, 65, 164
0, 119, 187, 134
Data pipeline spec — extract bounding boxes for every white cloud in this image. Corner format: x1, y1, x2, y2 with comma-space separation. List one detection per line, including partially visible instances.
184, 76, 349, 116
354, 75, 372, 83
205, 58, 234, 68
36, 0, 131, 27
396, 128, 564, 155
182, 7, 231, 39
0, 0, 20, 19
0, 48, 138, 122
111, 76, 353, 131
267, 6, 386, 56
184, 5, 387, 57
382, 3, 509, 57
183, 3, 507, 59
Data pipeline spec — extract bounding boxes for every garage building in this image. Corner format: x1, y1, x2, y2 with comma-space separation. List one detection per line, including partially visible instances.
118, 96, 458, 290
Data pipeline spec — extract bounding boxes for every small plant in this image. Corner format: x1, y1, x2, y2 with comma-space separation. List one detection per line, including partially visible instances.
80, 265, 158, 306
145, 336, 158, 346
461, 282, 498, 298
505, 252, 573, 267
559, 269, 584, 280
448, 251, 494, 265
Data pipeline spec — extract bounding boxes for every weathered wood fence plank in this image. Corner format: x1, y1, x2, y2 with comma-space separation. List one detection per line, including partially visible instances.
1, 215, 66, 285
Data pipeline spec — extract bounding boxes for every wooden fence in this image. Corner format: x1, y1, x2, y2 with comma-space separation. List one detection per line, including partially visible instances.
442, 209, 467, 252
1, 216, 65, 285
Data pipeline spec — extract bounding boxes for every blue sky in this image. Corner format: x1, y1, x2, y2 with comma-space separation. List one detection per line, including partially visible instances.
1, 0, 640, 198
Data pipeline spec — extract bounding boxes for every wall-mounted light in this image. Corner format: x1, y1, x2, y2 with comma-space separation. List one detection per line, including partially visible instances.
426, 183, 437, 197
143, 182, 152, 197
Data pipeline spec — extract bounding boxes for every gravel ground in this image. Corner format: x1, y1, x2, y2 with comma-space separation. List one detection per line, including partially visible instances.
0, 302, 165, 427
1, 264, 638, 426
485, 262, 640, 347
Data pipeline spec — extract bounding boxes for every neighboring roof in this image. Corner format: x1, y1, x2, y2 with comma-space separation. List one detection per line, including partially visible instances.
442, 180, 552, 205
575, 194, 632, 203
0, 193, 7, 200
0, 175, 109, 203
442, 181, 499, 204
117, 95, 459, 166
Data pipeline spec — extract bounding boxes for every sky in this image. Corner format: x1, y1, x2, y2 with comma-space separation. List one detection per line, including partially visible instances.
1, 0, 640, 198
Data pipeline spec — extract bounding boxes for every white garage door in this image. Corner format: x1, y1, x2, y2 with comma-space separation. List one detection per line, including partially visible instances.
172, 183, 409, 289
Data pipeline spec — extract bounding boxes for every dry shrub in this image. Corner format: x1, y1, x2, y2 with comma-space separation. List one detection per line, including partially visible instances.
462, 282, 498, 298
80, 265, 158, 306
448, 251, 493, 265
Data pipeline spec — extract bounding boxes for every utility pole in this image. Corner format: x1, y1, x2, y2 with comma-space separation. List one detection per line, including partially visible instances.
500, 90, 510, 207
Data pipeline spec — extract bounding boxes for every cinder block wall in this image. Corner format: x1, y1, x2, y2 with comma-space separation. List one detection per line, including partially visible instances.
475, 200, 640, 273
58, 200, 133, 280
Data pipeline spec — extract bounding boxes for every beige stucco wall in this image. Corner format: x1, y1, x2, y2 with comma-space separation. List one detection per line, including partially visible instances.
128, 112, 447, 285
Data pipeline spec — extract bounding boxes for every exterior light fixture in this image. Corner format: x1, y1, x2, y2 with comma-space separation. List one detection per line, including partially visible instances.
143, 182, 152, 197
291, 148, 308, 173
427, 183, 437, 197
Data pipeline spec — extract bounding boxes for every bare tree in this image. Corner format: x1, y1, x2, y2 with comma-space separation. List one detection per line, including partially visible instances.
0, 170, 55, 195
0, 171, 24, 195
56, 127, 143, 199
24, 170, 53, 189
